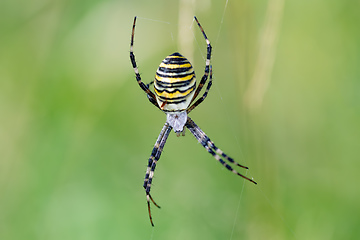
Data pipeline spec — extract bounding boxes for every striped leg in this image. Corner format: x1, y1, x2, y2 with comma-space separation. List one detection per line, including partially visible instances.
130, 16, 160, 109
185, 117, 257, 184
187, 65, 212, 114
143, 122, 172, 226
143, 123, 170, 203
190, 16, 212, 104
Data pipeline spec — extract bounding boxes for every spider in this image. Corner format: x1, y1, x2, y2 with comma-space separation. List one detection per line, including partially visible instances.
129, 16, 257, 226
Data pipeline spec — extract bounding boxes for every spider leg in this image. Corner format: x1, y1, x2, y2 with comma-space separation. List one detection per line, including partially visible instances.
185, 117, 257, 184
187, 115, 247, 169
143, 123, 169, 205
143, 122, 170, 189
187, 65, 212, 114
190, 16, 212, 105
130, 16, 160, 109
143, 122, 172, 226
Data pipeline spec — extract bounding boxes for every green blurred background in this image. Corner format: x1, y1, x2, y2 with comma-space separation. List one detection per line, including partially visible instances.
1, 0, 359, 239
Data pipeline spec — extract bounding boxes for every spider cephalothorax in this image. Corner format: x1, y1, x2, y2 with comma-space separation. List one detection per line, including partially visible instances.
129, 16, 256, 226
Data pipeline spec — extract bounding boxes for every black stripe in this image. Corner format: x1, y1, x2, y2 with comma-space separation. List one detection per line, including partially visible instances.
156, 93, 189, 101
163, 58, 189, 65
158, 98, 187, 104
155, 78, 195, 88
163, 109, 186, 112
130, 52, 136, 68
207, 45, 212, 60
156, 71, 194, 79
162, 52, 189, 63
155, 84, 195, 94
169, 52, 183, 57
158, 66, 192, 74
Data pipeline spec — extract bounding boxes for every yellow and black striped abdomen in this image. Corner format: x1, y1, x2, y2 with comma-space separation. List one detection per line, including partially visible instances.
154, 52, 196, 112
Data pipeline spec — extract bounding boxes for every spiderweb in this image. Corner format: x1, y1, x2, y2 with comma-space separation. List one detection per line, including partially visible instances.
188, 0, 296, 239
207, 1, 297, 239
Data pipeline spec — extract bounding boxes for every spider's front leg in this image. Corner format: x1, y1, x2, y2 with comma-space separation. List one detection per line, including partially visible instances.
143, 122, 172, 226
187, 65, 213, 114
189, 16, 212, 104
130, 16, 160, 109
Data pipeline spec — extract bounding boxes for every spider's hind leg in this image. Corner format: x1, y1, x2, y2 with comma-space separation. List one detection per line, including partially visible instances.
185, 117, 257, 184
143, 158, 161, 208
205, 136, 249, 169
142, 122, 172, 226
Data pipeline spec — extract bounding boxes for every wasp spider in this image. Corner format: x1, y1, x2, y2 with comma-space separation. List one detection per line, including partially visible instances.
130, 16, 257, 226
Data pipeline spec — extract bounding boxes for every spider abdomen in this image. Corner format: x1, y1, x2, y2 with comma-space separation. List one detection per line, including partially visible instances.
154, 52, 196, 112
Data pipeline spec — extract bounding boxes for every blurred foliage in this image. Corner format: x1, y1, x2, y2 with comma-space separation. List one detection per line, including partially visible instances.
1, 0, 359, 239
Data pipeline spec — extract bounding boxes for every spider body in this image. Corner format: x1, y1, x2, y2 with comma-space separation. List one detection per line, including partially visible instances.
154, 52, 195, 134
154, 52, 196, 113
129, 16, 256, 227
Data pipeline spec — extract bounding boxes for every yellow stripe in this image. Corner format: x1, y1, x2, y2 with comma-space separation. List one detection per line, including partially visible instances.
154, 87, 194, 99
155, 73, 194, 83
159, 62, 192, 69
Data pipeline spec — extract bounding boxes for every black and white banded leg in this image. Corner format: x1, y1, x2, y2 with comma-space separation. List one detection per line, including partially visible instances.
185, 117, 257, 184
130, 16, 160, 109
143, 123, 170, 200
187, 65, 213, 114
143, 122, 172, 226
190, 16, 212, 104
